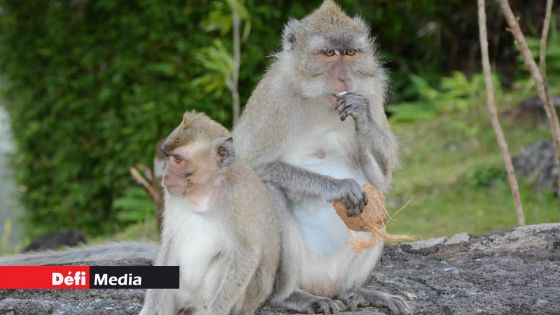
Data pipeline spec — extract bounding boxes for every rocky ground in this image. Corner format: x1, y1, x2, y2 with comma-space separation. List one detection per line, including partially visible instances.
0, 223, 559, 315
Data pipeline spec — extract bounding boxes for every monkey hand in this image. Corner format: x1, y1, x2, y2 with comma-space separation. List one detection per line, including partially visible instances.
332, 178, 368, 217
335, 92, 373, 132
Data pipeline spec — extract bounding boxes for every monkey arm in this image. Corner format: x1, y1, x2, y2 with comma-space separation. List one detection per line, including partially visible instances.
257, 160, 367, 216
140, 240, 173, 315
203, 249, 261, 315
356, 121, 398, 189
257, 161, 342, 201
336, 92, 398, 190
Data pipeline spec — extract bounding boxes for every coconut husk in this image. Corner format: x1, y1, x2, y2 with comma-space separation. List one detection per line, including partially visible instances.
333, 183, 412, 250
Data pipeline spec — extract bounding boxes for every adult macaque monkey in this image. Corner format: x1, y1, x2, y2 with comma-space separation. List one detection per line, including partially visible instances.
233, 1, 411, 314
140, 112, 281, 315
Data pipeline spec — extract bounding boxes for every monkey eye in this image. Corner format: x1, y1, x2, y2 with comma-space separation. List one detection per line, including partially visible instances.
345, 49, 356, 56
322, 49, 336, 57
173, 156, 183, 165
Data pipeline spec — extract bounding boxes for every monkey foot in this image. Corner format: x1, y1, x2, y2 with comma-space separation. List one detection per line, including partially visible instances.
275, 289, 347, 314
305, 297, 346, 314
177, 307, 196, 315
338, 286, 412, 315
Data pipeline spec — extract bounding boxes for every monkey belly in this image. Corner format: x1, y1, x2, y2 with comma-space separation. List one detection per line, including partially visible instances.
290, 156, 383, 297
293, 198, 383, 297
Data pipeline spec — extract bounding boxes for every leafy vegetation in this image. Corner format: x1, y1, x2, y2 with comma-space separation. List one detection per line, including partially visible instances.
386, 79, 559, 239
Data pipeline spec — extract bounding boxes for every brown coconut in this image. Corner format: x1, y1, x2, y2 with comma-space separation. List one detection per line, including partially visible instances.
333, 183, 411, 250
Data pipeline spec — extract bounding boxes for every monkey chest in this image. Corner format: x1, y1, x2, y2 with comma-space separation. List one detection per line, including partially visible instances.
166, 210, 231, 299
285, 129, 364, 181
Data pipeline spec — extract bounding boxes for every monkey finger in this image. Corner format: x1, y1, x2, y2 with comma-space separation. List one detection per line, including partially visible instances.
343, 200, 355, 217
356, 199, 365, 215
310, 299, 338, 314
335, 100, 348, 112
334, 300, 348, 312
335, 102, 352, 113
351, 200, 364, 217
337, 107, 353, 118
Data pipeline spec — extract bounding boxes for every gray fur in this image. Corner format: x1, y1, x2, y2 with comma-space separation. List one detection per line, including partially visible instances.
282, 19, 301, 51
257, 161, 367, 217
275, 289, 346, 314
338, 286, 412, 315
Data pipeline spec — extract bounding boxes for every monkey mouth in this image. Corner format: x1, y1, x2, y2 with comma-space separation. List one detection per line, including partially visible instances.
164, 184, 188, 195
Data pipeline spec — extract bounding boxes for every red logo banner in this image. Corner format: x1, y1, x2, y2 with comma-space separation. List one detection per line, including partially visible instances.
0, 266, 90, 289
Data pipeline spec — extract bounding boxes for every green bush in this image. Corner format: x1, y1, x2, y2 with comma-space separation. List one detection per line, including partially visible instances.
0, 0, 229, 237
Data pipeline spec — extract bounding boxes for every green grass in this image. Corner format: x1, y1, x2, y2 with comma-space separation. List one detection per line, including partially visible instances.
386, 94, 559, 239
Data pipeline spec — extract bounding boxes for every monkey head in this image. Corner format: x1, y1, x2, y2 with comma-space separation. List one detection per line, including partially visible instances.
278, 0, 386, 103
161, 111, 235, 196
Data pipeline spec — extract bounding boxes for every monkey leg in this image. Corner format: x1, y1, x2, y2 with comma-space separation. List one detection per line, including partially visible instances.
272, 289, 346, 314
338, 286, 412, 315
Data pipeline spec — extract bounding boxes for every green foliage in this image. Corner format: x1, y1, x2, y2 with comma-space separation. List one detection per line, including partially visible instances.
461, 163, 507, 189
523, 19, 560, 86
0, 1, 230, 237
113, 187, 155, 224
194, 0, 251, 100
389, 72, 499, 125
193, 40, 235, 97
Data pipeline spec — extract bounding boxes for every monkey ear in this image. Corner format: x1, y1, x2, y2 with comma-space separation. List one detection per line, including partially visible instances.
353, 16, 371, 48
282, 19, 300, 51
215, 137, 236, 168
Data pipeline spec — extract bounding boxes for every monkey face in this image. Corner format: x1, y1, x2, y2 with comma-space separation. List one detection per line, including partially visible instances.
161, 138, 235, 196
162, 143, 217, 196
161, 112, 235, 197
280, 2, 377, 102
162, 143, 200, 196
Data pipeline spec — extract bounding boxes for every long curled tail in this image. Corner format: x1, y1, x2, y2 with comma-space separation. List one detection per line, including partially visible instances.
0, 242, 157, 266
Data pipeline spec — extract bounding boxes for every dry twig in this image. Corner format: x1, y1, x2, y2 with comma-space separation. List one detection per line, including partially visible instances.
497, 0, 560, 197
478, 0, 525, 225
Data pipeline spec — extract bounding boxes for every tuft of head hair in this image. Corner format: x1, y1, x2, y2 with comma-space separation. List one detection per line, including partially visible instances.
281, 0, 370, 52
302, 0, 356, 33
163, 111, 230, 152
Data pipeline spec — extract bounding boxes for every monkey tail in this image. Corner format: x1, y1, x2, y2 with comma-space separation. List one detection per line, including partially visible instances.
0, 242, 157, 266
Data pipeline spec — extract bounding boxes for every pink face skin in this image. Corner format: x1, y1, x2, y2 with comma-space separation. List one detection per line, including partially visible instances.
162, 152, 193, 195
162, 145, 219, 197
318, 49, 361, 104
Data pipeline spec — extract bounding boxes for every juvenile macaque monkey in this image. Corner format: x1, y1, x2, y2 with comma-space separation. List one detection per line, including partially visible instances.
233, 1, 411, 314
140, 111, 281, 315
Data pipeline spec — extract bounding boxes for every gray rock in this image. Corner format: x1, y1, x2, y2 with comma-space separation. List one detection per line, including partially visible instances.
1, 224, 559, 314
506, 95, 560, 124
513, 139, 558, 195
